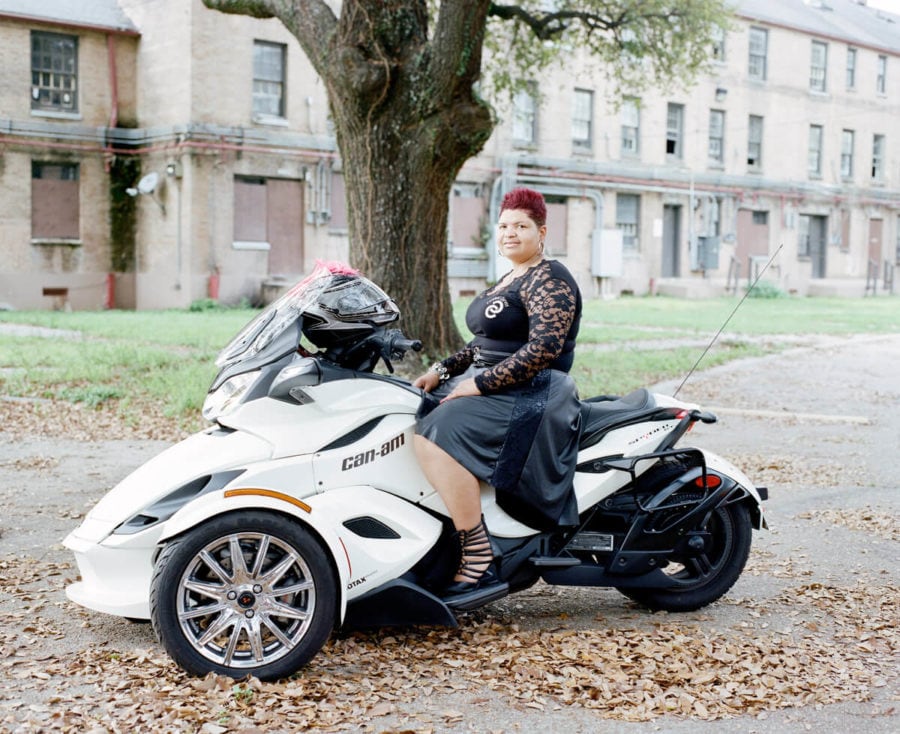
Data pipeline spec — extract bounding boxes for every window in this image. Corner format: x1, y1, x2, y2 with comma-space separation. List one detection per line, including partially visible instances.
711, 26, 726, 62
616, 194, 640, 251
31, 162, 80, 239
666, 103, 684, 159
708, 109, 725, 165
31, 32, 78, 113
808, 125, 823, 177
846, 47, 857, 89
620, 98, 640, 156
877, 55, 887, 95
747, 115, 763, 170
253, 41, 286, 118
512, 84, 538, 145
572, 88, 593, 151
748, 27, 768, 81
872, 134, 885, 180
810, 41, 827, 92
841, 129, 855, 179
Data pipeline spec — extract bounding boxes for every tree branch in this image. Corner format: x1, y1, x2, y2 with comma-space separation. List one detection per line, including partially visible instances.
488, 2, 630, 40
202, 0, 338, 76
431, 1, 493, 94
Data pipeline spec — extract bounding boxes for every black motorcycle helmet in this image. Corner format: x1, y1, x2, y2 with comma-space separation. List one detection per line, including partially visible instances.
300, 272, 399, 348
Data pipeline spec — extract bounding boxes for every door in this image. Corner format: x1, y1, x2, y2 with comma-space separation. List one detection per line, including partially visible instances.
736, 209, 770, 276
662, 205, 681, 277
808, 215, 827, 278
868, 219, 883, 267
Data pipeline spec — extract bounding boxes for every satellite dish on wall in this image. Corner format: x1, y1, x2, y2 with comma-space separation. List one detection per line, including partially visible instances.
137, 172, 159, 195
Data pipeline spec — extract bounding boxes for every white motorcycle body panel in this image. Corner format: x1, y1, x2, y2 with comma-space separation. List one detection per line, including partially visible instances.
65, 372, 763, 622
220, 380, 420, 459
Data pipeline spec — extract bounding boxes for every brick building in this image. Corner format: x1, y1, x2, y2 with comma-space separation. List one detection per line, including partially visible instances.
0, 0, 897, 310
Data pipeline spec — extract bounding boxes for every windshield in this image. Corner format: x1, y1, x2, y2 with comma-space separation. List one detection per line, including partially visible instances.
215, 261, 358, 369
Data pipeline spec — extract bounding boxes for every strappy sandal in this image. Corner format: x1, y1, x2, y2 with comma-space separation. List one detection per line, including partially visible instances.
443, 516, 496, 595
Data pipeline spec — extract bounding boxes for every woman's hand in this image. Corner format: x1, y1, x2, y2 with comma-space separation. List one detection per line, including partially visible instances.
413, 371, 441, 393
439, 378, 481, 403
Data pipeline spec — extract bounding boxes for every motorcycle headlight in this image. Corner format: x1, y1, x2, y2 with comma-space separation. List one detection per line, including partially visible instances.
202, 370, 260, 421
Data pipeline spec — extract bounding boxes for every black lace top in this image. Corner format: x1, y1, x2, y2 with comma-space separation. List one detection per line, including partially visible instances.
439, 259, 581, 394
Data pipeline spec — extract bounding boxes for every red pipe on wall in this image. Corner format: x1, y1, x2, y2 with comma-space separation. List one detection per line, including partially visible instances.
208, 269, 220, 301
105, 273, 115, 309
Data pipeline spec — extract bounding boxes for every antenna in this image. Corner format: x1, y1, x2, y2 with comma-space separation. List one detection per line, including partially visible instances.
672, 243, 783, 398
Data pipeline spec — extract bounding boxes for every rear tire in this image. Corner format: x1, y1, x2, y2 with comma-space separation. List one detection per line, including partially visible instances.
150, 511, 336, 680
617, 502, 752, 612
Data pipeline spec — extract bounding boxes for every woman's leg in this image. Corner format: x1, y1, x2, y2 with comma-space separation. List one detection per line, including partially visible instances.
414, 435, 492, 585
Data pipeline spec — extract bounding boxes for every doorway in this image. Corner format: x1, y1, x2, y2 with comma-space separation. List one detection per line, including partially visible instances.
662, 205, 681, 278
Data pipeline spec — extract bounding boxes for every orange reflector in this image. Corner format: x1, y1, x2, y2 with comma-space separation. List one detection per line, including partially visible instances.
224, 488, 312, 513
694, 474, 722, 489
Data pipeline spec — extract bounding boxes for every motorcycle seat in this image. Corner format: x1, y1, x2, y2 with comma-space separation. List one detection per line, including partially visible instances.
578, 388, 659, 449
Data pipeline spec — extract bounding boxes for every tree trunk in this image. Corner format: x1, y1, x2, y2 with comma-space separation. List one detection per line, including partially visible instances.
324, 1, 494, 359
333, 88, 494, 359
204, 0, 495, 358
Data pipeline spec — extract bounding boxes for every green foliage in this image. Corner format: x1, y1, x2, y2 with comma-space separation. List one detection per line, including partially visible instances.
231, 683, 254, 704
746, 280, 787, 299
58, 384, 124, 407
1, 296, 896, 426
108, 155, 141, 272
482, 0, 733, 103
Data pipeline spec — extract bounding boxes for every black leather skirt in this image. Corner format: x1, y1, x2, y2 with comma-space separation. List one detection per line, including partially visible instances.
416, 365, 580, 530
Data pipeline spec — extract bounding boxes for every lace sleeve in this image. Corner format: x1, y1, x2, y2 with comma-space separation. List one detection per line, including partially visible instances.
474, 272, 576, 394
440, 345, 476, 377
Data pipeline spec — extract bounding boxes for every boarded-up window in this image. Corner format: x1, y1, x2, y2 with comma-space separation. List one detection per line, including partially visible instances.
233, 176, 304, 275
32, 162, 79, 239
451, 188, 486, 250
545, 199, 568, 256
329, 171, 347, 230
234, 177, 268, 242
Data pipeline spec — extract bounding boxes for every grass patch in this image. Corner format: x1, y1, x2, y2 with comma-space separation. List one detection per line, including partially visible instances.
572, 341, 770, 397
1, 295, 897, 428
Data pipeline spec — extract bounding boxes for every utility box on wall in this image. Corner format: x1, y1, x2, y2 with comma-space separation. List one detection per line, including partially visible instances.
592, 229, 624, 277
697, 236, 721, 271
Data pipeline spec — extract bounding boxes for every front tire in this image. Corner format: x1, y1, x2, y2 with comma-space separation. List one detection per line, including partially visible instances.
617, 502, 752, 612
150, 511, 336, 681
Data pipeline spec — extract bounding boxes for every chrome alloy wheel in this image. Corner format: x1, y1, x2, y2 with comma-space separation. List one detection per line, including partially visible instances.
175, 531, 317, 669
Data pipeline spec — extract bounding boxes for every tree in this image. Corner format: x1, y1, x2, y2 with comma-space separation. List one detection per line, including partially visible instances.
203, 0, 731, 358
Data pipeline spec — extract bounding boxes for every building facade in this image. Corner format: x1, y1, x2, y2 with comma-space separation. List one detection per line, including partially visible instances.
1, 0, 898, 311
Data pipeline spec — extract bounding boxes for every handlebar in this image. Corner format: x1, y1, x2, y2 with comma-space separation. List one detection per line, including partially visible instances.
324, 328, 422, 373
388, 334, 422, 354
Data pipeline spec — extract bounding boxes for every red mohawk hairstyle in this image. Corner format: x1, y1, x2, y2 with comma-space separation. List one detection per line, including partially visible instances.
500, 187, 547, 227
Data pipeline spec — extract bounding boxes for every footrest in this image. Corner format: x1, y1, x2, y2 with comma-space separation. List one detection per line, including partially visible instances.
529, 556, 582, 568
444, 582, 509, 611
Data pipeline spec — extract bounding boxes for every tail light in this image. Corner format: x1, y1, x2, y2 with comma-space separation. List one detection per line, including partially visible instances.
694, 473, 722, 489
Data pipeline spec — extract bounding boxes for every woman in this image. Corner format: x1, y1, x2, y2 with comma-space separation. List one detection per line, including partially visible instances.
414, 187, 583, 597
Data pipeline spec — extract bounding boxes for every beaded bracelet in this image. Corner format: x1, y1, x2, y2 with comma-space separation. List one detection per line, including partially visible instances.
430, 362, 450, 383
